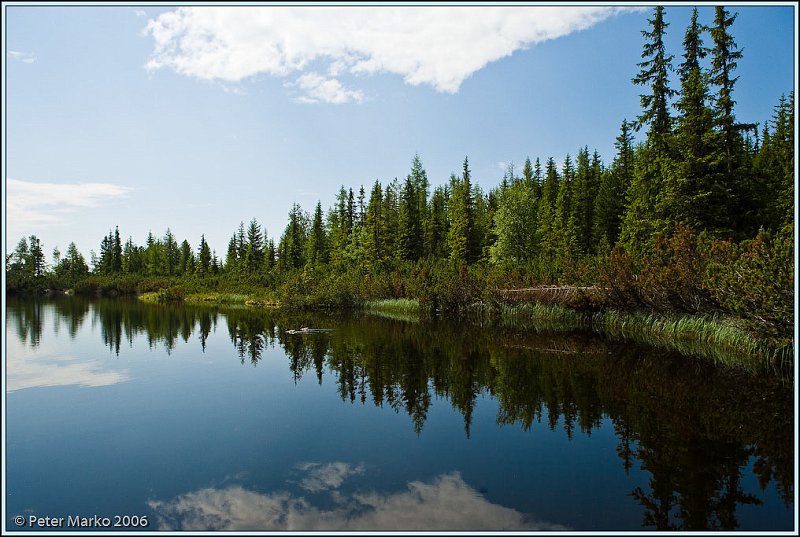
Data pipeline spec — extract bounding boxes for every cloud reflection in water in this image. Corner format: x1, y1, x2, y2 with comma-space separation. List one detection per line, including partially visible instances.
7, 352, 129, 392
148, 466, 567, 531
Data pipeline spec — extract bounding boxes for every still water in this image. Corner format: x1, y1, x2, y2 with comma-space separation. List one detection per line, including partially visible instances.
5, 296, 795, 532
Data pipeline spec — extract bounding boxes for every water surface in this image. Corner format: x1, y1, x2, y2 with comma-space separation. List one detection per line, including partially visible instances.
5, 296, 794, 531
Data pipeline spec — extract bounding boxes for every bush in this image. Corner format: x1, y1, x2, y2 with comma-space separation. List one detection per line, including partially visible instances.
412, 260, 487, 314
155, 286, 185, 303
705, 227, 793, 346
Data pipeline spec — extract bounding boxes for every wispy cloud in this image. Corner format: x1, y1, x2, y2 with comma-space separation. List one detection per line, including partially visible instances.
287, 72, 364, 104
8, 50, 36, 64
143, 6, 638, 102
7, 178, 133, 229
149, 470, 569, 531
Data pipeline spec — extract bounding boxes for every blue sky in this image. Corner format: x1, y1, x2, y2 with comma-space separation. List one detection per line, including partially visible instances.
4, 3, 796, 263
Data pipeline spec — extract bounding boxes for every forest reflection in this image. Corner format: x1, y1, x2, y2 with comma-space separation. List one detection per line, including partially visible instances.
7, 296, 795, 530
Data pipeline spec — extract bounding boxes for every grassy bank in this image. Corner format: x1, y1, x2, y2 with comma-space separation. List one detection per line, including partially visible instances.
138, 290, 281, 307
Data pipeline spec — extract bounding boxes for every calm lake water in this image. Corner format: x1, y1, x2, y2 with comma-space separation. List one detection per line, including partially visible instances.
5, 296, 795, 532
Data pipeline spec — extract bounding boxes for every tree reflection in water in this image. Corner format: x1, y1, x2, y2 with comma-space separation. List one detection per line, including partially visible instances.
8, 296, 794, 530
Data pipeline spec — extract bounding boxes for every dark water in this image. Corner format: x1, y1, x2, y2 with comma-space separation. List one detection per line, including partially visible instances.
4, 296, 795, 532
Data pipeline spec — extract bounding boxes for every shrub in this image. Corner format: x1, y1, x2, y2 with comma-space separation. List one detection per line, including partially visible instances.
705, 227, 794, 346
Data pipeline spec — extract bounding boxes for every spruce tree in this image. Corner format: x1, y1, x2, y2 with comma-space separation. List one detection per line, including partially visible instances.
305, 201, 328, 268
197, 235, 212, 277
555, 155, 578, 260
447, 157, 476, 265
329, 187, 351, 266
112, 226, 123, 273
674, 7, 726, 232
571, 147, 596, 255
427, 186, 449, 259
163, 228, 179, 275
145, 231, 158, 275
710, 6, 743, 174
594, 120, 634, 247
536, 157, 559, 259
522, 157, 534, 186
179, 240, 194, 275
397, 176, 423, 262
245, 218, 264, 273
410, 154, 430, 236
633, 6, 676, 151
225, 235, 238, 273
283, 203, 308, 269
363, 180, 384, 265
381, 181, 399, 260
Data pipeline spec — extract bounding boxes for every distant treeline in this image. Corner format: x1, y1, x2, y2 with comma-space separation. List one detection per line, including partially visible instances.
7, 7, 793, 347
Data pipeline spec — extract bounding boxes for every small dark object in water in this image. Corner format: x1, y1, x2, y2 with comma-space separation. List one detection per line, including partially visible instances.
286, 327, 333, 335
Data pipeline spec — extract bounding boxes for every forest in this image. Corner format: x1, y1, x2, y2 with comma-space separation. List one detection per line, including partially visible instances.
6, 7, 794, 351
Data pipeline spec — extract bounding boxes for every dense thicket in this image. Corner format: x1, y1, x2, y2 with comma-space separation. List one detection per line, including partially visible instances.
7, 7, 793, 347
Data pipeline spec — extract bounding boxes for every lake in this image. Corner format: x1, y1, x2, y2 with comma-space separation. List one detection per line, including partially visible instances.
5, 296, 795, 532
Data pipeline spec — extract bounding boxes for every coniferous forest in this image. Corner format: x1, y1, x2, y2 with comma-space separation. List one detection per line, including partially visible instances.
6, 7, 794, 354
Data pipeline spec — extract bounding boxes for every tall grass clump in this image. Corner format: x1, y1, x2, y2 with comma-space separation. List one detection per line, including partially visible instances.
364, 298, 421, 322
593, 311, 792, 375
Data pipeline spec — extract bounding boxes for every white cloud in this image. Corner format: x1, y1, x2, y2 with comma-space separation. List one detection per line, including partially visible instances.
143, 6, 637, 101
7, 179, 133, 229
149, 470, 569, 531
288, 72, 364, 104
8, 50, 36, 64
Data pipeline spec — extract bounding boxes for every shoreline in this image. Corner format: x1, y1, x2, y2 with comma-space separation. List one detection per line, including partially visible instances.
132, 291, 792, 376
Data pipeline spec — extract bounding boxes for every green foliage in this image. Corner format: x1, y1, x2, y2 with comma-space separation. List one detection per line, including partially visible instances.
593, 122, 633, 247
412, 260, 487, 314
447, 158, 478, 266
705, 227, 793, 347
490, 179, 538, 266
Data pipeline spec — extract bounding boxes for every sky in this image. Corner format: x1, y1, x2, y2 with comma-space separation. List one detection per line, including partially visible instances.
3, 3, 796, 264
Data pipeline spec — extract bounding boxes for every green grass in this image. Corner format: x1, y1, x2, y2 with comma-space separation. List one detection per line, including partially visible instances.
592, 311, 792, 375
183, 292, 250, 304
484, 302, 790, 375
363, 298, 422, 322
